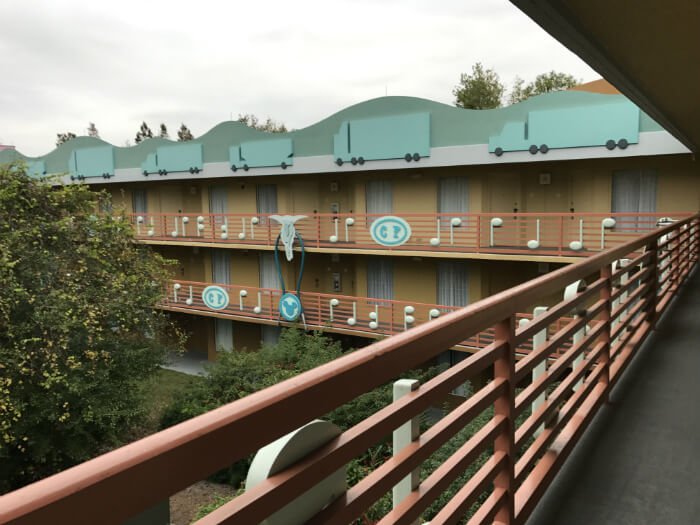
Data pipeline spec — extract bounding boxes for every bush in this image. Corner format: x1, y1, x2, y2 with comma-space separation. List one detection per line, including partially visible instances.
0, 163, 183, 493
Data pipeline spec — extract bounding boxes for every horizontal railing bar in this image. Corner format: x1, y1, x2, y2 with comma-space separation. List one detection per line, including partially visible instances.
1, 214, 696, 525
515, 376, 608, 522
609, 266, 652, 303
610, 289, 651, 340
513, 277, 605, 345
515, 298, 607, 384
609, 318, 652, 386
515, 356, 606, 487
514, 321, 606, 419
378, 426, 507, 525
466, 486, 507, 525
426, 453, 507, 525
610, 277, 651, 323
306, 378, 507, 525
610, 251, 651, 279
515, 342, 606, 453
208, 345, 506, 525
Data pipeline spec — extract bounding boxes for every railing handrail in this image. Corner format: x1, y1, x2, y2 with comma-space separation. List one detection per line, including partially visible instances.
127, 211, 694, 219
1, 213, 697, 524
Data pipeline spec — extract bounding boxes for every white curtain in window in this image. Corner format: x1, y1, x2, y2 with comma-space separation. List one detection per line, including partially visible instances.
367, 258, 393, 300
439, 177, 469, 220
211, 249, 231, 284
132, 189, 148, 214
209, 185, 228, 227
366, 180, 393, 216
257, 184, 278, 217
437, 261, 469, 307
612, 170, 657, 229
215, 319, 234, 352
259, 253, 281, 289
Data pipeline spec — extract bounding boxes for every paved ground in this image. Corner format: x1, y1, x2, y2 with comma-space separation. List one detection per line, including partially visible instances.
162, 352, 209, 376
527, 267, 700, 525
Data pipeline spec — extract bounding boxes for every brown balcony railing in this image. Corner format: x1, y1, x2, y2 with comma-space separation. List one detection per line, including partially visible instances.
1, 214, 697, 525
161, 280, 576, 354
128, 211, 694, 257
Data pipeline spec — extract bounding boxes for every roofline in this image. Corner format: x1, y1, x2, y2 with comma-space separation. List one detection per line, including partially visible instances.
511, 0, 697, 153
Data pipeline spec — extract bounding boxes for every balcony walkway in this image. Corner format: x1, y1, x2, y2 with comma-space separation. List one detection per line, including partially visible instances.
527, 266, 700, 525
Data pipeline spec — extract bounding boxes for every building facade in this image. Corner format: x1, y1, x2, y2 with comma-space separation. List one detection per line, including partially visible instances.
2, 87, 697, 360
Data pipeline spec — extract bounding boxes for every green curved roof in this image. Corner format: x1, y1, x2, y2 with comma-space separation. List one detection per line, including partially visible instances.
0, 91, 662, 174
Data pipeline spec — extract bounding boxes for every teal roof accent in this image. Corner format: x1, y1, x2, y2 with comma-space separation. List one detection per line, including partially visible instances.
0, 91, 664, 176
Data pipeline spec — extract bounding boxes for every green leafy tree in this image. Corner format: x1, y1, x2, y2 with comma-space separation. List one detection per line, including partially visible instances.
158, 123, 169, 139
237, 114, 288, 133
453, 62, 505, 109
135, 121, 153, 144
56, 132, 77, 146
0, 163, 183, 492
177, 123, 194, 142
509, 71, 580, 104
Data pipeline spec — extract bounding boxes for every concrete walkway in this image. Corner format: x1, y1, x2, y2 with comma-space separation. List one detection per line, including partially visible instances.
162, 352, 209, 376
527, 267, 700, 525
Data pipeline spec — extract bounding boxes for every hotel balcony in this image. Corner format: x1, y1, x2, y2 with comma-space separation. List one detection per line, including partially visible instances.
162, 279, 586, 355
2, 214, 696, 525
130, 211, 693, 262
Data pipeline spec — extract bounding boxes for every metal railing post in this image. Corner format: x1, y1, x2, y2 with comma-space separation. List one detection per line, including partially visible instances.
647, 239, 660, 325
494, 316, 515, 524
392, 379, 420, 524
599, 264, 612, 400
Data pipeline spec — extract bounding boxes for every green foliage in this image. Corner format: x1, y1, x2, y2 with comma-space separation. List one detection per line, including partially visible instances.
0, 163, 183, 492
509, 71, 580, 104
56, 132, 77, 146
135, 121, 153, 143
177, 123, 194, 142
192, 494, 237, 522
161, 329, 443, 490
453, 63, 505, 109
237, 114, 288, 133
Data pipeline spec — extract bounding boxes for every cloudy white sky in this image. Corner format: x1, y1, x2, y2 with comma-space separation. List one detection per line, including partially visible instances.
0, 0, 599, 156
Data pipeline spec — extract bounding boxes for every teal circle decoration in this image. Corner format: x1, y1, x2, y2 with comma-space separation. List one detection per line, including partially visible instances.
279, 293, 302, 322
369, 216, 412, 247
202, 285, 230, 310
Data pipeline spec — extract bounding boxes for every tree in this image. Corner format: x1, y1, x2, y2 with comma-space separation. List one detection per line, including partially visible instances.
56, 132, 77, 146
0, 163, 183, 492
453, 62, 505, 109
177, 123, 194, 142
509, 71, 580, 104
159, 123, 169, 139
135, 121, 153, 144
161, 329, 444, 493
87, 123, 99, 138
237, 114, 288, 133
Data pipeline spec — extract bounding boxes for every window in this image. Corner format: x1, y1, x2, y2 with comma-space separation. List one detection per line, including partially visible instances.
365, 180, 392, 218
256, 184, 278, 223
211, 249, 231, 284
367, 257, 393, 301
612, 170, 657, 230
209, 185, 228, 228
438, 177, 468, 224
132, 189, 147, 214
437, 261, 469, 308
259, 253, 281, 290
215, 319, 234, 352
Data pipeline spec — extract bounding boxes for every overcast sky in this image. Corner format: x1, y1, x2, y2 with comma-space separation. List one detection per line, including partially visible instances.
0, 0, 599, 156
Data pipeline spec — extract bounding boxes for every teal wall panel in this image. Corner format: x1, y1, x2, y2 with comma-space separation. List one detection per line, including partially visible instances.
489, 101, 640, 153
69, 146, 115, 179
229, 138, 294, 170
26, 160, 46, 177
333, 112, 431, 163
141, 143, 203, 174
